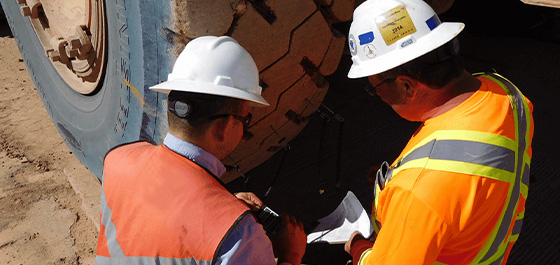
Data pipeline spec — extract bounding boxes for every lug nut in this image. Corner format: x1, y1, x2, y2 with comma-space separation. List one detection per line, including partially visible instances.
20, 6, 31, 17
23, 0, 41, 19
47, 50, 61, 62
68, 25, 92, 59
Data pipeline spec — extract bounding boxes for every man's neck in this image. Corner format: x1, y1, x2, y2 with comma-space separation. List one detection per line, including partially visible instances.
420, 71, 481, 121
163, 133, 227, 178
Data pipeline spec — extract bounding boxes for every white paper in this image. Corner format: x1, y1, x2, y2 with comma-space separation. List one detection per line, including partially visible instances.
307, 191, 373, 244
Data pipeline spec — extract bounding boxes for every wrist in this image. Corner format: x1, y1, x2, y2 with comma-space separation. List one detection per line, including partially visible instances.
350, 239, 374, 262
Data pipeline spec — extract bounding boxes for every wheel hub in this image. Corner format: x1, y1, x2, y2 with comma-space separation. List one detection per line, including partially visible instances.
18, 0, 106, 95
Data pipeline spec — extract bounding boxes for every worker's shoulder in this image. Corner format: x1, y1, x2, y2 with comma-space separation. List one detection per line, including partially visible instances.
103, 140, 155, 161
107, 140, 153, 154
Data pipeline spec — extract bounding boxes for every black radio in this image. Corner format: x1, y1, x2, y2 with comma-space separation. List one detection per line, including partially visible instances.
256, 206, 282, 235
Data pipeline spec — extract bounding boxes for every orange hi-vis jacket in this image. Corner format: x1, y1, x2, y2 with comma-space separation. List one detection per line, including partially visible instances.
95, 142, 250, 265
350, 73, 533, 264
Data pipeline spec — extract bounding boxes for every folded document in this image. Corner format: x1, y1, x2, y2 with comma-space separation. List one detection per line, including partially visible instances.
307, 191, 373, 244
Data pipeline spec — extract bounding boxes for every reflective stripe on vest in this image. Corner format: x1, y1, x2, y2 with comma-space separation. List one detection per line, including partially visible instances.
99, 185, 124, 258
474, 73, 531, 265
372, 73, 531, 264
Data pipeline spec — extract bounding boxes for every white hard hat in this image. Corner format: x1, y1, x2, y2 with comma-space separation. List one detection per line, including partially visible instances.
150, 36, 269, 106
347, 0, 465, 79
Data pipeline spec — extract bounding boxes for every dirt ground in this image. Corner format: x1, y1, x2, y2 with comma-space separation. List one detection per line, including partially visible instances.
0, 26, 99, 264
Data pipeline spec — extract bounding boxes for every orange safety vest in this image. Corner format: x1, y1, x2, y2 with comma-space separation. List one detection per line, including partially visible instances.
95, 142, 250, 265
358, 73, 533, 265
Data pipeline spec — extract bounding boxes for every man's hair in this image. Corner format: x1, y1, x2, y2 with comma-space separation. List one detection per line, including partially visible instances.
167, 91, 244, 138
378, 38, 465, 89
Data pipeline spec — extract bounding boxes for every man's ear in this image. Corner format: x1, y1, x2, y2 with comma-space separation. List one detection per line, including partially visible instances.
211, 117, 230, 143
396, 75, 418, 99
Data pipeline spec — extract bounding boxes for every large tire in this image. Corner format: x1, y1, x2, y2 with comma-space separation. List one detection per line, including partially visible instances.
1, 0, 168, 178
1, 0, 355, 182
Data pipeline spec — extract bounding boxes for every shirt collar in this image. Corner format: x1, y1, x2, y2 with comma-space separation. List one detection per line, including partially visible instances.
163, 133, 226, 178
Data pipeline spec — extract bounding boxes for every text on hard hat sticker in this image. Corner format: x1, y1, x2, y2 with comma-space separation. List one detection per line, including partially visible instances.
376, 5, 417, 46
358, 32, 374, 45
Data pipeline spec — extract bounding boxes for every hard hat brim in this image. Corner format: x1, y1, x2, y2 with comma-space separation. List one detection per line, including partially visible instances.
348, 22, 465, 79
149, 79, 270, 107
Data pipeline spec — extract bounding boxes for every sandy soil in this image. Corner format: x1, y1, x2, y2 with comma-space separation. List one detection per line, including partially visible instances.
0, 32, 99, 264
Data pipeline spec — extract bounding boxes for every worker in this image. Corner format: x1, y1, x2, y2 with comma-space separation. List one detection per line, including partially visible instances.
95, 36, 307, 265
344, 0, 533, 264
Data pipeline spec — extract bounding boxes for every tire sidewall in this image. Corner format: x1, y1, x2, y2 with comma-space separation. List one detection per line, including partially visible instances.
2, 0, 152, 178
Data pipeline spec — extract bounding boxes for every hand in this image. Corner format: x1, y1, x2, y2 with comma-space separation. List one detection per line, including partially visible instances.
345, 231, 366, 254
234, 192, 264, 211
271, 215, 307, 265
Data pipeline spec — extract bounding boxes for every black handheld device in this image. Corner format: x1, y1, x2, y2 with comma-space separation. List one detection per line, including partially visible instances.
256, 206, 282, 235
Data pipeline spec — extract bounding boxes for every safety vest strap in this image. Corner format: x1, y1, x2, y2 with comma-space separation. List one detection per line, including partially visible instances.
473, 73, 531, 265
521, 160, 530, 198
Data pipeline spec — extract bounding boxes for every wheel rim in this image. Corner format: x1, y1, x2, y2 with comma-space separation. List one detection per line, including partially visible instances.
19, 0, 106, 95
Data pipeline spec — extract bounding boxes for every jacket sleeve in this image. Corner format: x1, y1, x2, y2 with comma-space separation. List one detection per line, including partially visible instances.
215, 213, 276, 265
350, 239, 374, 263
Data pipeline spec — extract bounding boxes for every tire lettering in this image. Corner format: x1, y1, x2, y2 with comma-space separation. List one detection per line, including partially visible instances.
115, 0, 131, 137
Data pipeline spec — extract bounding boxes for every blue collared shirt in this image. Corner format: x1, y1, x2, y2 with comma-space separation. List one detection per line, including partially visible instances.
162, 133, 276, 264
163, 133, 226, 177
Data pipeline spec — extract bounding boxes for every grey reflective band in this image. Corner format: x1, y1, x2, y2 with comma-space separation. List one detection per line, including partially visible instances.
375, 161, 391, 190
95, 256, 211, 265
431, 140, 516, 172
522, 163, 530, 187
490, 254, 506, 265
401, 139, 516, 172
376, 137, 516, 191
99, 185, 125, 257
399, 140, 435, 166
511, 219, 524, 236
480, 73, 530, 264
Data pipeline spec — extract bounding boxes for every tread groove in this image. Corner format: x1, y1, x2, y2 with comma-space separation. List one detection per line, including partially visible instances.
247, 0, 277, 24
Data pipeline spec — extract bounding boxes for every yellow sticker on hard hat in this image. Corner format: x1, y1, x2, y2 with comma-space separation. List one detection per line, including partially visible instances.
376, 5, 417, 46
